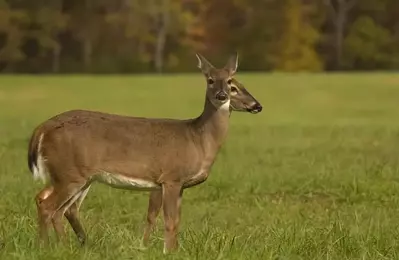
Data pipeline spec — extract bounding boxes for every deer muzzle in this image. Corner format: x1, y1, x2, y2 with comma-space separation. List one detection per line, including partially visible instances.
248, 102, 262, 114
216, 91, 228, 101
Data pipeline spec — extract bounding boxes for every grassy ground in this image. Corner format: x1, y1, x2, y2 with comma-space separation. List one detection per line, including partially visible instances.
1, 73, 399, 259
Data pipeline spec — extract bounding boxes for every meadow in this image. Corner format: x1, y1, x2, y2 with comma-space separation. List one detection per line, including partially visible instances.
1, 73, 399, 259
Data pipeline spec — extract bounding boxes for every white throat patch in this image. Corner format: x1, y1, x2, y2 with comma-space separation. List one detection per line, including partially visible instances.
220, 100, 230, 111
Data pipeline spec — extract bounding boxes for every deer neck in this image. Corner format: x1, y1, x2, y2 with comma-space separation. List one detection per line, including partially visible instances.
193, 96, 231, 153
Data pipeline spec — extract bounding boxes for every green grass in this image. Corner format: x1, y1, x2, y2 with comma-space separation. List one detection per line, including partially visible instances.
1, 73, 399, 259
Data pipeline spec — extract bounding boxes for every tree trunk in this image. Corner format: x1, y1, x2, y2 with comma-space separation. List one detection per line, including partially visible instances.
155, 24, 167, 73
83, 37, 92, 72
335, 5, 345, 70
324, 0, 357, 70
82, 0, 93, 73
154, 0, 169, 73
52, 45, 60, 73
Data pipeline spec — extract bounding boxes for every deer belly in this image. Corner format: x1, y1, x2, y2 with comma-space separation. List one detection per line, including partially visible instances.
94, 171, 161, 191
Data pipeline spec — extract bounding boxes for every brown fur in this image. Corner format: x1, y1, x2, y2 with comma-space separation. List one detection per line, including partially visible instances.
27, 53, 262, 253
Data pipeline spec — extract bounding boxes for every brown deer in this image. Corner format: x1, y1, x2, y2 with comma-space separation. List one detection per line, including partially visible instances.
27, 53, 262, 253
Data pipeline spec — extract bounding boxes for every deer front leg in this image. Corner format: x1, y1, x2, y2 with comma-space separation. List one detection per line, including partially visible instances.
142, 189, 163, 248
162, 183, 183, 254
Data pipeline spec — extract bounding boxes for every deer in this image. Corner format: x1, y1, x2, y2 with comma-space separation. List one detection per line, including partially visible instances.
27, 53, 262, 254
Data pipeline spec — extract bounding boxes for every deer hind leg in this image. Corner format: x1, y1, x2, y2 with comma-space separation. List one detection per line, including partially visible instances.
142, 189, 163, 248
162, 183, 183, 254
36, 182, 86, 245
64, 185, 91, 245
35, 186, 54, 245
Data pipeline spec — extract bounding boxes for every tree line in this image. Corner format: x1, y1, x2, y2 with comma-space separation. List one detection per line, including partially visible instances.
0, 0, 398, 73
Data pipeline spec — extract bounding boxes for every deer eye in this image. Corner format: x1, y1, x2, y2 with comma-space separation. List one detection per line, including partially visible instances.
227, 79, 232, 85
231, 86, 238, 95
207, 78, 214, 85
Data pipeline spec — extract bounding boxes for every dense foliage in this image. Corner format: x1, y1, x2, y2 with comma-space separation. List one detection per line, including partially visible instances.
0, 0, 398, 73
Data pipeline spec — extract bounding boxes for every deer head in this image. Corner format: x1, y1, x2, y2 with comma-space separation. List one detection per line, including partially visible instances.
196, 53, 237, 110
229, 78, 262, 114
196, 52, 262, 113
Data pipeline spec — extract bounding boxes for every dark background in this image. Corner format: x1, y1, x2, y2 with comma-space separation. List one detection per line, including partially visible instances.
0, 0, 398, 73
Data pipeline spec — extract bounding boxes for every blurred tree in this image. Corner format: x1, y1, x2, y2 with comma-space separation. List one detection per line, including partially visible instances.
195, 0, 284, 70
66, 0, 106, 72
30, 4, 68, 72
341, 0, 399, 70
343, 16, 395, 70
273, 0, 323, 71
0, 0, 29, 71
0, 0, 398, 73
323, 0, 357, 70
105, 0, 195, 73
388, 0, 399, 68
232, 0, 285, 70
152, 0, 196, 72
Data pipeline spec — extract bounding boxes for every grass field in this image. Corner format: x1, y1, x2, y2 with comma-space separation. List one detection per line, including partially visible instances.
1, 73, 399, 260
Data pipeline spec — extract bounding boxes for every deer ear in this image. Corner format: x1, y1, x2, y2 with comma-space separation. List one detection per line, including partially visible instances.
224, 52, 238, 75
196, 53, 214, 75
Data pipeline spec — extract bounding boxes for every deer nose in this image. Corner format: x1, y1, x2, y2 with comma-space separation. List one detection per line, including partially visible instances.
216, 91, 228, 101
249, 103, 262, 113
254, 103, 262, 112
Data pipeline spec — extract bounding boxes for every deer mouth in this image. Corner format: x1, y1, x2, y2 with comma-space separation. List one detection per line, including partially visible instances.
247, 104, 262, 114
247, 108, 260, 114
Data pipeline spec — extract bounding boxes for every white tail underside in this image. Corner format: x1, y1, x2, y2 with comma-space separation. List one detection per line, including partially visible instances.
32, 133, 49, 183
